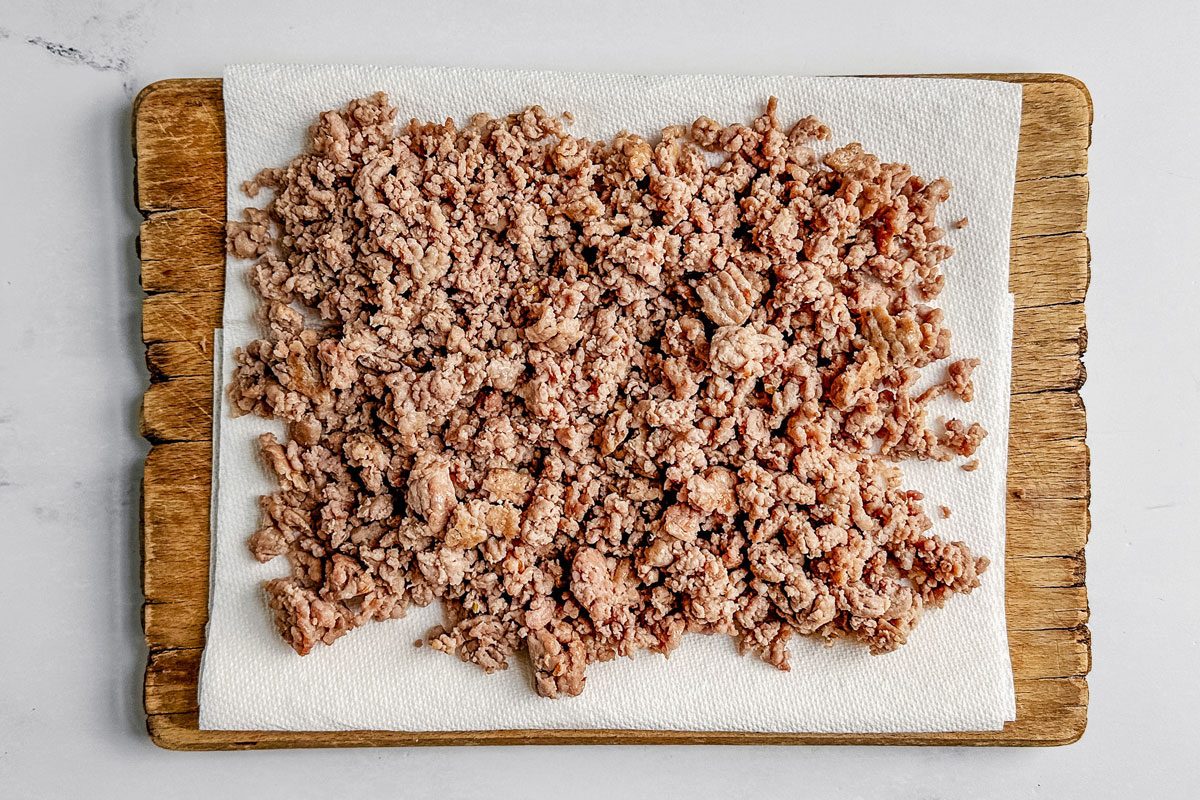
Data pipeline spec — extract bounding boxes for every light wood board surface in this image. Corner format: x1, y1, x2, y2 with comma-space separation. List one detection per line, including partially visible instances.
135, 74, 1091, 749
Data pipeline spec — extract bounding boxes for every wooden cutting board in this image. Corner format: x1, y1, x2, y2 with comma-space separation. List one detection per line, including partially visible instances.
136, 74, 1091, 750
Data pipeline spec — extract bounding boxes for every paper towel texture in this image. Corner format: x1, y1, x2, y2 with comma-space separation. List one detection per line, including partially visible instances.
200, 64, 1019, 732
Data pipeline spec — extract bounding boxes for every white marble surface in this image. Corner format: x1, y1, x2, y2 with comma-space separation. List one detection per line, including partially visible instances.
0, 1, 1196, 797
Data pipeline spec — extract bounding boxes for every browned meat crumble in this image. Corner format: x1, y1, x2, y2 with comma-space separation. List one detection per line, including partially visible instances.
226, 93, 988, 697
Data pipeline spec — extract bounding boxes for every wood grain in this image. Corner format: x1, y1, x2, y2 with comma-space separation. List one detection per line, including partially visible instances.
1010, 234, 1089, 309
142, 291, 221, 344
1012, 303, 1087, 395
146, 339, 213, 380
134, 79, 225, 212
140, 209, 226, 293
136, 74, 1091, 749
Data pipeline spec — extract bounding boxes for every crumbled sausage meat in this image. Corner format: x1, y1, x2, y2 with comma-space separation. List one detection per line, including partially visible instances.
228, 93, 990, 696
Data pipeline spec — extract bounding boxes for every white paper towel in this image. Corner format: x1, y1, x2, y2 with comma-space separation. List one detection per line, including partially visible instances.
200, 64, 1020, 733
